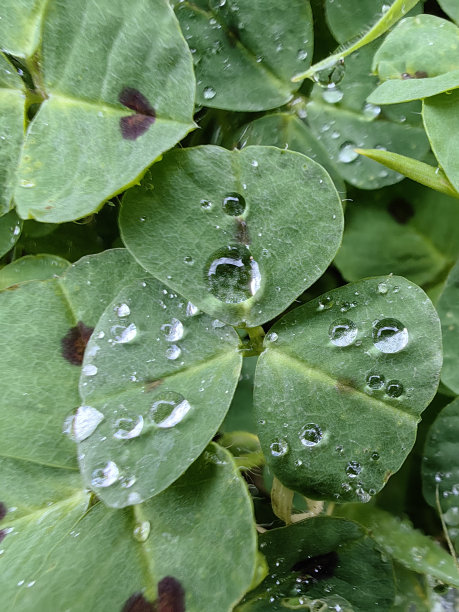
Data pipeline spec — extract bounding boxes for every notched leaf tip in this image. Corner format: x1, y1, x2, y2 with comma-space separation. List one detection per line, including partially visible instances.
119, 87, 156, 141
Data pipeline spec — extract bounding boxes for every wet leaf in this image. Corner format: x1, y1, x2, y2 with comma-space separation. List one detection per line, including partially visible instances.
254, 275, 442, 502
438, 0, 459, 25
77, 277, 242, 507
0, 254, 70, 290
120, 145, 343, 328
175, 0, 313, 111
0, 0, 47, 57
0, 209, 22, 258
437, 261, 459, 394
13, 0, 195, 222
237, 516, 395, 611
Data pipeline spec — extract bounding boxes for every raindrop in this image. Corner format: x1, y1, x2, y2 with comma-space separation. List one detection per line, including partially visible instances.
113, 415, 144, 440
19, 179, 35, 188
299, 424, 323, 447
317, 295, 333, 311
222, 192, 246, 216
203, 86, 216, 100
386, 380, 404, 398
161, 318, 184, 342
149, 392, 192, 428
133, 520, 151, 542
328, 319, 357, 347
270, 438, 289, 457
72, 405, 104, 442
82, 364, 98, 376
313, 59, 345, 88
443, 507, 459, 526
206, 245, 261, 303
371, 451, 380, 461
200, 199, 212, 210
165, 344, 181, 360
338, 142, 359, 164
266, 332, 278, 343
115, 303, 130, 317
366, 373, 385, 390
91, 461, 119, 488
186, 301, 199, 316
113, 323, 137, 344
362, 103, 381, 119
372, 318, 408, 353
184, 256, 194, 265
377, 282, 388, 295
346, 461, 361, 478
322, 87, 343, 104
297, 49, 308, 61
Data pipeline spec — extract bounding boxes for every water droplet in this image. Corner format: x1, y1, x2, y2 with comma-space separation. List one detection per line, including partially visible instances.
297, 49, 308, 61
346, 461, 361, 478
317, 295, 334, 311
133, 520, 151, 542
328, 319, 357, 347
113, 323, 137, 344
161, 318, 184, 342
266, 332, 278, 343
113, 415, 144, 440
362, 103, 381, 119
322, 87, 343, 104
91, 461, 119, 488
222, 192, 246, 216
338, 142, 359, 164
206, 245, 261, 303
165, 344, 181, 360
299, 424, 323, 447
366, 373, 385, 389
313, 59, 345, 87
377, 282, 388, 295
19, 179, 35, 188
149, 392, 192, 428
203, 86, 216, 100
72, 405, 104, 441
386, 379, 404, 398
372, 318, 408, 353
212, 319, 226, 328
200, 199, 212, 210
82, 364, 98, 376
270, 438, 289, 457
115, 303, 130, 317
371, 451, 380, 461
184, 255, 194, 265
443, 507, 459, 526
186, 301, 199, 316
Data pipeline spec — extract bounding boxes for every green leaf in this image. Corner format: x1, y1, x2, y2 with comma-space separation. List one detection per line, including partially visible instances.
293, 0, 421, 82
334, 182, 459, 287
0, 249, 145, 469
392, 563, 432, 612
254, 275, 442, 503
77, 276, 242, 507
238, 516, 395, 611
235, 112, 346, 196
14, 0, 195, 223
0, 209, 22, 258
368, 70, 459, 105
437, 260, 459, 394
0, 444, 258, 612
120, 145, 344, 328
222, 354, 258, 434
0, 254, 70, 289
424, 90, 459, 194
438, 0, 459, 25
174, 0, 314, 111
0, 53, 26, 214
336, 504, 459, 587
0, 0, 47, 58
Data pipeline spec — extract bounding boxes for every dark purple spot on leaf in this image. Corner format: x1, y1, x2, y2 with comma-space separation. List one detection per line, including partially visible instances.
236, 219, 250, 245
290, 551, 339, 584
121, 592, 155, 612
158, 576, 185, 612
61, 321, 94, 366
415, 70, 428, 79
0, 529, 7, 543
0, 502, 6, 521
119, 87, 156, 140
387, 197, 414, 224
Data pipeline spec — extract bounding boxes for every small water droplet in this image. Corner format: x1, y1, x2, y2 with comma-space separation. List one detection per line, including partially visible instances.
115, 303, 130, 317
113, 323, 137, 344
328, 318, 357, 347
19, 179, 35, 188
346, 461, 361, 478
186, 301, 199, 316
165, 344, 181, 360
377, 282, 388, 295
371, 451, 380, 461
270, 438, 289, 457
133, 520, 151, 542
72, 405, 104, 442
113, 415, 144, 440
372, 318, 408, 353
184, 256, 194, 265
161, 318, 184, 342
149, 392, 192, 428
297, 49, 308, 61
206, 245, 261, 303
317, 295, 333, 311
386, 379, 404, 398
91, 461, 119, 488
362, 103, 381, 119
338, 142, 359, 164
203, 86, 216, 100
222, 192, 246, 216
299, 424, 323, 447
366, 373, 385, 390
82, 364, 98, 376
266, 332, 278, 343
200, 199, 212, 210
443, 507, 459, 526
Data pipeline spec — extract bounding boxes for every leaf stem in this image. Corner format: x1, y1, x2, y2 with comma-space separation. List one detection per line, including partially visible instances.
271, 476, 294, 525
435, 485, 459, 576
246, 325, 265, 355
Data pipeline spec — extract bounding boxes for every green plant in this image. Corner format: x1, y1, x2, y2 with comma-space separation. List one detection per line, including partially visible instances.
2, 0, 459, 610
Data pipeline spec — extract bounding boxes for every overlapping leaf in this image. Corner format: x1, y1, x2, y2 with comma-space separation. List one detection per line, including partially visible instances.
0, 254, 69, 289
437, 260, 459, 394
0, 209, 22, 257
0, 0, 47, 57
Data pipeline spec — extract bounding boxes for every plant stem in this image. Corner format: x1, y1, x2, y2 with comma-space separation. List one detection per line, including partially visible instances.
246, 325, 265, 355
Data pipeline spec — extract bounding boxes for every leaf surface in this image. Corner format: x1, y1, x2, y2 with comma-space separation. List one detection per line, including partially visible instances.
0, 0, 47, 57
437, 261, 459, 394
0, 210, 22, 257
254, 276, 442, 502
120, 145, 344, 328
0, 254, 70, 289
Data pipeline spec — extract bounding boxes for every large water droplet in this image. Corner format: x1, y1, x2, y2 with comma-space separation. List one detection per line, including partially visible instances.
206, 245, 261, 303
317, 295, 334, 311
113, 323, 137, 344
133, 520, 151, 542
161, 318, 184, 342
372, 318, 408, 353
328, 319, 357, 347
366, 373, 385, 390
82, 364, 98, 376
115, 303, 130, 317
299, 424, 323, 447
113, 415, 144, 440
346, 461, 361, 478
322, 87, 343, 104
386, 379, 404, 398
222, 192, 246, 216
149, 392, 192, 428
270, 438, 289, 457
203, 86, 216, 100
165, 344, 181, 360
72, 405, 104, 442
186, 301, 199, 317
91, 461, 119, 488
313, 59, 345, 87
362, 103, 381, 119
338, 142, 359, 164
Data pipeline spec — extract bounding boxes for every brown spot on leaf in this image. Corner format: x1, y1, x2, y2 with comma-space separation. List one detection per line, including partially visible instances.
291, 551, 339, 584
387, 197, 414, 224
61, 321, 94, 366
401, 70, 428, 80
235, 218, 250, 245
335, 378, 357, 394
119, 87, 156, 140
144, 379, 164, 393
122, 592, 155, 612
0, 530, 6, 543
0, 502, 6, 521
158, 576, 185, 612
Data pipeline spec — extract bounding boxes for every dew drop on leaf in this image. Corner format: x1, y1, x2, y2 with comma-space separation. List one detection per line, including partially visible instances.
377, 282, 388, 295
165, 344, 181, 360
91, 460, 119, 488
203, 86, 216, 100
113, 323, 137, 344
82, 364, 98, 376
115, 303, 131, 317
313, 60, 345, 88
206, 245, 261, 303
328, 319, 357, 347
322, 87, 343, 104
72, 405, 104, 442
186, 301, 199, 316
270, 438, 289, 457
366, 373, 385, 390
338, 142, 359, 164
299, 424, 323, 447
346, 461, 362, 478
149, 392, 192, 428
317, 295, 333, 311
222, 192, 246, 216
113, 415, 144, 440
133, 520, 151, 543
161, 318, 184, 342
372, 318, 408, 353
385, 380, 404, 398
